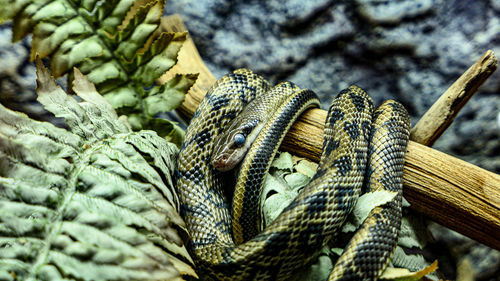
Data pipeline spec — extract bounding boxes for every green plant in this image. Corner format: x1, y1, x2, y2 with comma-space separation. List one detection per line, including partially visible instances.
1, 0, 197, 145
0, 59, 196, 280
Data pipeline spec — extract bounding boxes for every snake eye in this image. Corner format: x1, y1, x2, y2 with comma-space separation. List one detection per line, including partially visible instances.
233, 133, 246, 147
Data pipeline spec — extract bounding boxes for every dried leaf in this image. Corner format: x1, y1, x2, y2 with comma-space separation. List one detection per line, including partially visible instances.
380, 260, 438, 280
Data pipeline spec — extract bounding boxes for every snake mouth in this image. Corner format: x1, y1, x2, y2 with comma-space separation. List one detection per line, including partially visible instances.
212, 154, 235, 172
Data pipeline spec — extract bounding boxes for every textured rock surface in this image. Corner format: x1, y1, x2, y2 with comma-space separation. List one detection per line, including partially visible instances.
166, 0, 500, 174
0, 0, 499, 279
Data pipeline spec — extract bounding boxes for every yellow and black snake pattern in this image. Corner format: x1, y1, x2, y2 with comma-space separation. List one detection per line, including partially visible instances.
175, 69, 411, 280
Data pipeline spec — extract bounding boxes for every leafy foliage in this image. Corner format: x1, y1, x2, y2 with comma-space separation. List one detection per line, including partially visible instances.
0, 60, 196, 280
262, 152, 437, 281
0, 0, 198, 144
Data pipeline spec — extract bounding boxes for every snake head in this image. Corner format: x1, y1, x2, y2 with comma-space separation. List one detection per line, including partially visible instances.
211, 118, 263, 172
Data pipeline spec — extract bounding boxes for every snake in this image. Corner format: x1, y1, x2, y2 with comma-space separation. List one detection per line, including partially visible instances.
175, 69, 411, 280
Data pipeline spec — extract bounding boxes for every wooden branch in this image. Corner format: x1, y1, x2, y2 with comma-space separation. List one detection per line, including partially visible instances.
160, 15, 500, 250
410, 50, 498, 145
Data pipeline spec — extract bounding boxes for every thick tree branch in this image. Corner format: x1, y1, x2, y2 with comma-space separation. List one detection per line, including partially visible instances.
161, 15, 500, 250
410, 50, 498, 146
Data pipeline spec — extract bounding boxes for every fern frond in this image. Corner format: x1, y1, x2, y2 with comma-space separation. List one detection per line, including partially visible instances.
0, 60, 196, 280
3, 0, 198, 143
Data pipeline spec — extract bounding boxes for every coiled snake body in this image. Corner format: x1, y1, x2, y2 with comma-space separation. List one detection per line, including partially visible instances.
176, 69, 411, 280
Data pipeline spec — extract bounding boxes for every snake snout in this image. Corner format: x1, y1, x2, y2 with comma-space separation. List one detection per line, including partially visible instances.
212, 154, 233, 172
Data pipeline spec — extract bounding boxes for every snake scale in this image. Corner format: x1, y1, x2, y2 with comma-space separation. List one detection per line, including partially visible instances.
175, 69, 411, 280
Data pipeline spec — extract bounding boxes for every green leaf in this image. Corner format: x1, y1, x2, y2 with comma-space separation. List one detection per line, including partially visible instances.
390, 247, 430, 274
263, 151, 436, 280
294, 158, 317, 178
261, 171, 298, 227
330, 248, 343, 256
164, 122, 186, 147
284, 172, 311, 190
340, 190, 398, 233
4, 0, 197, 137
270, 151, 293, 171
143, 118, 186, 147
115, 1, 162, 61
398, 216, 431, 249
295, 248, 333, 281
0, 0, 18, 23
143, 73, 198, 117
0, 62, 196, 280
103, 85, 141, 109
133, 32, 187, 85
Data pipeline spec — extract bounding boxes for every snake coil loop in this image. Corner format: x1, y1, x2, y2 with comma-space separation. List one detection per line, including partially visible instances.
176, 69, 411, 280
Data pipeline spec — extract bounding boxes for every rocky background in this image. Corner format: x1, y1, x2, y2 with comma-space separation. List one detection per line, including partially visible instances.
166, 0, 500, 174
0, 0, 499, 280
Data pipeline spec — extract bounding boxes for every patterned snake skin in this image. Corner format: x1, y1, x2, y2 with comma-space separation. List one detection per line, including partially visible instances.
175, 69, 411, 280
